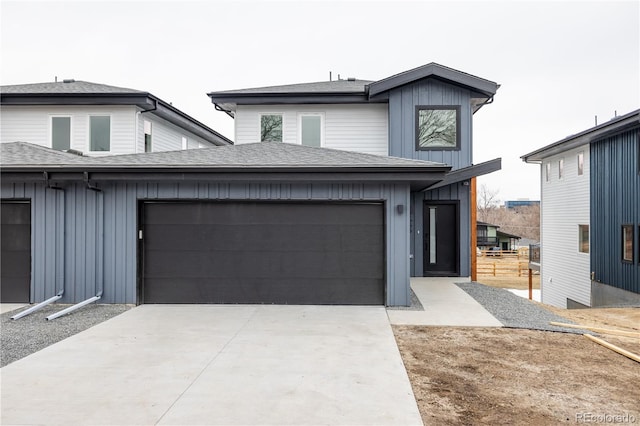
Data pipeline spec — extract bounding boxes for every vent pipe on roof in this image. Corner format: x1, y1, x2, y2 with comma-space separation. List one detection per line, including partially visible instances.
329, 71, 332, 81
63, 79, 75, 83
347, 77, 356, 82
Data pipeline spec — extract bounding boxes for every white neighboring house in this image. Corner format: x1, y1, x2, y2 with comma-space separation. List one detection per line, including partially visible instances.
0, 80, 232, 155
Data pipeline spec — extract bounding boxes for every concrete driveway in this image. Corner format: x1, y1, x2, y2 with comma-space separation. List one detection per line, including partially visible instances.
0, 305, 422, 425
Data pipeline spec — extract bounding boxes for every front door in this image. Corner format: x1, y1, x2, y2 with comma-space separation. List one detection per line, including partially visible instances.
423, 202, 459, 276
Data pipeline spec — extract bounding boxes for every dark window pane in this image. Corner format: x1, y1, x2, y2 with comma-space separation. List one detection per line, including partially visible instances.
579, 225, 589, 253
622, 225, 633, 262
301, 115, 321, 147
90, 116, 110, 151
261, 115, 282, 142
52, 117, 70, 151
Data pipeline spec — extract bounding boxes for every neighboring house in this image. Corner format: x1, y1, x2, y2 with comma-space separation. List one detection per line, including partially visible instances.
208, 63, 501, 279
477, 221, 521, 250
522, 109, 640, 308
504, 200, 540, 209
0, 80, 232, 155
0, 141, 448, 306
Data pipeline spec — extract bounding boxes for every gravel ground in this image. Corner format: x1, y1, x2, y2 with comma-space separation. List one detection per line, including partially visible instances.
386, 288, 424, 311
1, 304, 132, 368
455, 282, 589, 334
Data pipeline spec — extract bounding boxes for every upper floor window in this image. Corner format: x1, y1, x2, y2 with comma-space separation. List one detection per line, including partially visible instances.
415, 106, 460, 150
622, 225, 634, 262
90, 115, 110, 151
299, 114, 323, 148
182, 136, 188, 150
51, 116, 71, 151
144, 120, 152, 152
545, 163, 551, 182
578, 224, 589, 254
260, 114, 282, 142
577, 152, 584, 175
558, 158, 564, 179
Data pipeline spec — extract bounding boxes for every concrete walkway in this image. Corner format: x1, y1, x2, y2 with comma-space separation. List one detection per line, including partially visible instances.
1, 305, 422, 426
0, 304, 25, 314
387, 277, 504, 326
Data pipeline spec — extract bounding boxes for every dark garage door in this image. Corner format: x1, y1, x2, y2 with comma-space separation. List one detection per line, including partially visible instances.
1, 201, 31, 303
142, 202, 384, 305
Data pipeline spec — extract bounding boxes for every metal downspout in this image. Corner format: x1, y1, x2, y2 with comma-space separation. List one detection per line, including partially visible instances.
12, 181, 66, 320
46, 180, 104, 321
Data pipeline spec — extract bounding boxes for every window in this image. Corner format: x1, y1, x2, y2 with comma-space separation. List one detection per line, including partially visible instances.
416, 106, 460, 150
545, 163, 551, 182
622, 225, 634, 262
558, 158, 564, 179
300, 114, 322, 147
51, 116, 71, 151
260, 114, 282, 142
90, 116, 110, 151
578, 225, 589, 253
182, 136, 188, 150
144, 120, 152, 152
577, 152, 584, 175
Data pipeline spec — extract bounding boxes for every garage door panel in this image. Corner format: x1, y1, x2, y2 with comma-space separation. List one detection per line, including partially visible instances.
142, 202, 384, 305
1, 224, 31, 251
1, 201, 31, 303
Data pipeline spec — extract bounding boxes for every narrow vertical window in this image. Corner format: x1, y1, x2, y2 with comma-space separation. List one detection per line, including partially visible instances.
545, 163, 551, 182
429, 207, 437, 264
90, 116, 110, 151
181, 136, 188, 150
51, 116, 71, 151
144, 120, 152, 153
558, 158, 564, 179
622, 225, 633, 262
578, 225, 589, 253
577, 152, 584, 176
300, 114, 322, 147
260, 114, 283, 142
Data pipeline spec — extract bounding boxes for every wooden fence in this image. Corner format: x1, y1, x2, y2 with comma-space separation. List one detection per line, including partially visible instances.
478, 247, 529, 259
477, 261, 531, 277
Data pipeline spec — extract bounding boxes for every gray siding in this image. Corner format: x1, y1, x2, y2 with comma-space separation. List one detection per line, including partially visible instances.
1, 181, 412, 306
591, 128, 640, 294
411, 182, 470, 277
388, 79, 472, 169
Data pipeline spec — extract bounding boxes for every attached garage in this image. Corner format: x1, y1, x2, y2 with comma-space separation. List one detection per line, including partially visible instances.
142, 201, 384, 305
1, 200, 31, 303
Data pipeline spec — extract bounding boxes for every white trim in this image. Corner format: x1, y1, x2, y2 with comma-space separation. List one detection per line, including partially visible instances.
49, 114, 72, 151
577, 151, 584, 176
259, 112, 284, 142
297, 112, 325, 147
181, 136, 188, 150
88, 114, 112, 153
558, 158, 564, 180
144, 119, 152, 152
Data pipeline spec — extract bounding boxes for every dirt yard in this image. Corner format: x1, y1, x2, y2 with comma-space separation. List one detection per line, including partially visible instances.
394, 308, 640, 425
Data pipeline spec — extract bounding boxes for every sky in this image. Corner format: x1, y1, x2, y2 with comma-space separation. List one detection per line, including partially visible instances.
1, 0, 638, 202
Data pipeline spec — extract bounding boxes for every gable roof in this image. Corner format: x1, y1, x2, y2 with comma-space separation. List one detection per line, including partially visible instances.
1, 142, 450, 190
208, 63, 499, 116
522, 109, 640, 163
1, 80, 233, 146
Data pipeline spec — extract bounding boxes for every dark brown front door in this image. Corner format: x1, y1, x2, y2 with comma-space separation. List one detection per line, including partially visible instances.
423, 202, 459, 276
141, 201, 385, 305
1, 201, 31, 302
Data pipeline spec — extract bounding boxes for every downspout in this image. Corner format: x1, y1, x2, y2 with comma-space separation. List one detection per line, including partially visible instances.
135, 100, 157, 153
12, 174, 66, 320
46, 176, 104, 321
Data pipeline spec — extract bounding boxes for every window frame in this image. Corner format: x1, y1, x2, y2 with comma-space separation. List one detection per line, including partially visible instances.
50, 115, 72, 151
298, 112, 324, 148
144, 120, 152, 153
578, 224, 589, 254
89, 115, 111, 152
558, 158, 564, 179
259, 113, 284, 142
415, 105, 461, 151
577, 152, 584, 176
181, 136, 188, 150
622, 224, 634, 263
545, 162, 551, 182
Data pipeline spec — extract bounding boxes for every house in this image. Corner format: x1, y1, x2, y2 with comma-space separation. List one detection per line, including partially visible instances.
0, 80, 232, 154
208, 63, 501, 279
477, 221, 521, 251
0, 141, 448, 306
522, 109, 640, 308
504, 200, 540, 209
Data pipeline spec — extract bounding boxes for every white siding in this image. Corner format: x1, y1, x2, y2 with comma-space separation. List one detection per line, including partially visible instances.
136, 113, 215, 153
540, 145, 591, 307
1, 105, 137, 156
235, 104, 389, 156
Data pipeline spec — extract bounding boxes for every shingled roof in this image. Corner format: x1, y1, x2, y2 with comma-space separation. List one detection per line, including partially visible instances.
0, 80, 143, 95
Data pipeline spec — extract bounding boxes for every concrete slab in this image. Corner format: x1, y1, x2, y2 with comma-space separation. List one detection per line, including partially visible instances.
1, 305, 422, 426
387, 277, 504, 327
0, 304, 26, 314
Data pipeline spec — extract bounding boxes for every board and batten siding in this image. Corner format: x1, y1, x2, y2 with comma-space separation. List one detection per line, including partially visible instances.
388, 79, 472, 169
234, 104, 389, 156
540, 145, 591, 308
590, 129, 640, 294
0, 105, 137, 156
1, 181, 412, 306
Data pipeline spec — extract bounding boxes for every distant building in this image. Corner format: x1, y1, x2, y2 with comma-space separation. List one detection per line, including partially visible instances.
504, 200, 540, 209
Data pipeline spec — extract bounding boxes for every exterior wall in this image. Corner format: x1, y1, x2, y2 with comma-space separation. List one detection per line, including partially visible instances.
234, 104, 389, 156
540, 144, 591, 307
590, 128, 640, 296
1, 105, 215, 156
1, 180, 412, 306
410, 182, 470, 277
388, 79, 473, 169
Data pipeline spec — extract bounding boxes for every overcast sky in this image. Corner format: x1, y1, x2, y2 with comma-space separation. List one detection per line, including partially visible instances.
2, 0, 638, 202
